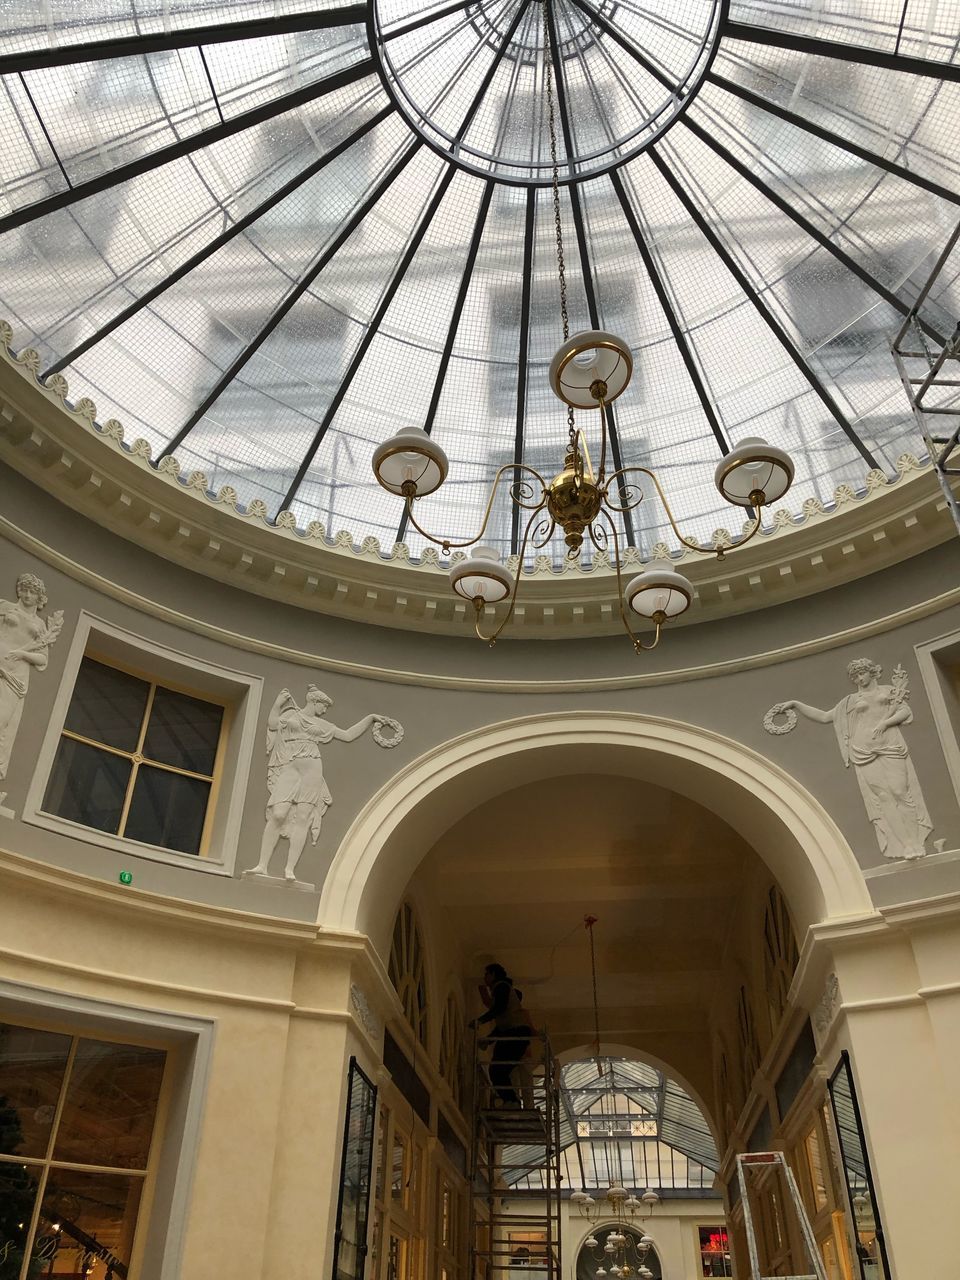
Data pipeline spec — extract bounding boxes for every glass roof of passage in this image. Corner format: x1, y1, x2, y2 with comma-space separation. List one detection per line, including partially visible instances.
504, 1056, 719, 1190
1, 0, 959, 567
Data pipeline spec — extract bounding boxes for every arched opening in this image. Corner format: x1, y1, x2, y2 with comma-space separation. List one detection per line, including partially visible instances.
574, 1225, 663, 1280
335, 713, 874, 1280
321, 711, 872, 953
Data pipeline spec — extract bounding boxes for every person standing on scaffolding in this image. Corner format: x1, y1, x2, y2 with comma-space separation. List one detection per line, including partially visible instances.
470, 963, 533, 1108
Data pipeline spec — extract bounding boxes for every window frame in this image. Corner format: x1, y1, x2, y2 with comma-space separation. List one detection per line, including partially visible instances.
916, 629, 960, 818
0, 976, 213, 1280
45, 653, 228, 857
697, 1223, 733, 1277
23, 612, 262, 875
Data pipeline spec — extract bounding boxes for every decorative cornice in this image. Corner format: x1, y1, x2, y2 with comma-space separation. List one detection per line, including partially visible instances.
0, 320, 954, 641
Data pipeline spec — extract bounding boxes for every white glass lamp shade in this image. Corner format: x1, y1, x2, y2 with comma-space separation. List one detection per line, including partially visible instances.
604, 1242, 617, 1255
640, 1189, 660, 1206
624, 1196, 641, 1211
549, 330, 633, 408
372, 427, 449, 496
625, 569, 693, 621
639, 1267, 654, 1279
714, 436, 794, 508
448, 546, 513, 604
607, 1184, 628, 1202
585, 1238, 599, 1250
596, 1270, 607, 1277
639, 1237, 653, 1249
571, 1191, 589, 1206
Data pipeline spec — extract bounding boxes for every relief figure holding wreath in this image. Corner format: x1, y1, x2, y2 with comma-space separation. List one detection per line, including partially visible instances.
248, 684, 403, 884
774, 658, 932, 862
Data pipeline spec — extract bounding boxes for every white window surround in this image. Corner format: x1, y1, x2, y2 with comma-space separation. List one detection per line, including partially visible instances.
915, 627, 960, 812
22, 611, 262, 875
0, 976, 214, 1280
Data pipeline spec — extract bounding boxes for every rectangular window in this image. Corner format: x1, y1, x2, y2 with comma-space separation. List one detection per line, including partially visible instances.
42, 656, 225, 856
699, 1226, 733, 1277
0, 1021, 166, 1280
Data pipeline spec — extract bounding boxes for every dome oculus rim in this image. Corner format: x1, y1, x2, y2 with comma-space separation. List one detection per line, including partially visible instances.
369, 0, 727, 187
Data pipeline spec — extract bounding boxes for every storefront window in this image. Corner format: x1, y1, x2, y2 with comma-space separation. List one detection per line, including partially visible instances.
698, 1225, 733, 1276
0, 1022, 166, 1280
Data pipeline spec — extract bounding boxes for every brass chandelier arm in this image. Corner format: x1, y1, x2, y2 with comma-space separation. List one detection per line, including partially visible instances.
474, 502, 553, 646
403, 462, 548, 551
591, 509, 662, 653
602, 465, 763, 555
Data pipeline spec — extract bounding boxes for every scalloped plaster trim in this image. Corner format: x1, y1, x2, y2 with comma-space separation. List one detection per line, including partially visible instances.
0, 319, 937, 561
0, 319, 955, 640
3, 512, 959, 693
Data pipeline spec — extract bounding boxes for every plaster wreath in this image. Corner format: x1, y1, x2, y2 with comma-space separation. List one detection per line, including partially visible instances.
372, 715, 404, 748
762, 703, 798, 735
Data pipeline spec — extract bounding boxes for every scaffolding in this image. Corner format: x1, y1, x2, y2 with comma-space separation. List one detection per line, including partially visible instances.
891, 221, 960, 536
469, 1031, 563, 1280
737, 1152, 828, 1280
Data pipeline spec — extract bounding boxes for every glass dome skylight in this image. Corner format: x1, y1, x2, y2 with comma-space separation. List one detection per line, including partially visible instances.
0, 0, 958, 566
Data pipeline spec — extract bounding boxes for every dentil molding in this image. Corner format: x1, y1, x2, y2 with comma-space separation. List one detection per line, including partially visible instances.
0, 322, 954, 640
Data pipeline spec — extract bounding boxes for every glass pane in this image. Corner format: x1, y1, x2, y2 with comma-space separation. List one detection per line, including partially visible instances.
142, 685, 223, 776
43, 738, 131, 834
333, 1060, 377, 1280
35, 1168, 144, 1279
0, 1158, 40, 1274
805, 1128, 828, 1212
828, 1056, 889, 1280
391, 1132, 406, 1203
63, 659, 149, 752
0, 1023, 71, 1158
123, 766, 210, 854
54, 1040, 165, 1170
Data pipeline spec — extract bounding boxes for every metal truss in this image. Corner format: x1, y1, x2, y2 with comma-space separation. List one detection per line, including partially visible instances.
891, 222, 960, 536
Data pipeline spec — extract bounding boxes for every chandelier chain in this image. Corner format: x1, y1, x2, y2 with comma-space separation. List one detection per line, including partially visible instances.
541, 0, 577, 441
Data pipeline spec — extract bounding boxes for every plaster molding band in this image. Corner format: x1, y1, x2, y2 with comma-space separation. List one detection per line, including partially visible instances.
2, 514, 960, 694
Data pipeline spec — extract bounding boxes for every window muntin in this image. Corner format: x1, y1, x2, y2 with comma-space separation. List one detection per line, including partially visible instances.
0, 1021, 166, 1280
388, 903, 428, 1048
439, 996, 464, 1110
42, 655, 225, 856
763, 886, 799, 1039
737, 987, 761, 1101
698, 1226, 733, 1277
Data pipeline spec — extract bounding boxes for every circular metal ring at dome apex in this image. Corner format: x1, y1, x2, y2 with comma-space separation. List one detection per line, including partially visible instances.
369, 0, 724, 185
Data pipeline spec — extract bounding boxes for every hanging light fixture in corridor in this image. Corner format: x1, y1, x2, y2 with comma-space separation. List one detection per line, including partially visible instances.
372, 0, 795, 653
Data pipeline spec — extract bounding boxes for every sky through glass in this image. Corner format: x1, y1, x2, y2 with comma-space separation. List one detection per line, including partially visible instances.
0, 0, 958, 566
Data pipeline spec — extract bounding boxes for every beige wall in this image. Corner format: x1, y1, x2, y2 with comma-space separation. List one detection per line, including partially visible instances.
2, 455, 960, 1278
0, 848, 390, 1280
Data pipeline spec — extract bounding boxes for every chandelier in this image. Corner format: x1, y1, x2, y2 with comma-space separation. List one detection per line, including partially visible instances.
572, 1185, 661, 1279
371, 1, 795, 654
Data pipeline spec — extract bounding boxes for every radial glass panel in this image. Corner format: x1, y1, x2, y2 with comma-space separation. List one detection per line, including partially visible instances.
0, 0, 957, 566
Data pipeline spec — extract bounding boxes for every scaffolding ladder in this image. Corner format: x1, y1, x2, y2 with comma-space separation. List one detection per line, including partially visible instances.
891, 221, 960, 537
736, 1152, 828, 1280
469, 1030, 562, 1280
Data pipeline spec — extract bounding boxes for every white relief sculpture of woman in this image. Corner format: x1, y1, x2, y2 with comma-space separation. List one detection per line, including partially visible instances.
248, 685, 382, 884
0, 573, 63, 782
778, 658, 932, 862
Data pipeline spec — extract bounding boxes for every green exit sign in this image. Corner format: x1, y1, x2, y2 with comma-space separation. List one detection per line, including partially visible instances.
118, 870, 133, 886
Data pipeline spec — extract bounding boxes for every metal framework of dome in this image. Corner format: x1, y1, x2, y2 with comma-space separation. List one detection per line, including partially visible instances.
1, 0, 958, 567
